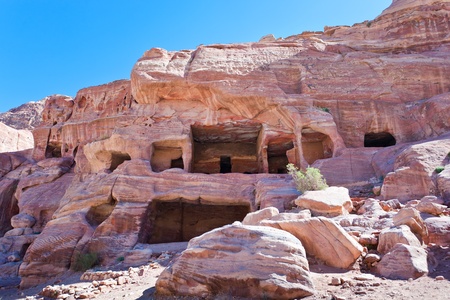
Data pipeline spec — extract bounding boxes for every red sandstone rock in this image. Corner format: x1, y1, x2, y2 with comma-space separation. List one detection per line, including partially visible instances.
295, 187, 353, 217
377, 225, 422, 254
0, 0, 449, 288
376, 243, 428, 280
155, 223, 315, 299
262, 217, 364, 269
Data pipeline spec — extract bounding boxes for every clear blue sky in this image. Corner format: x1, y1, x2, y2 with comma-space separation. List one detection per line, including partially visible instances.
0, 0, 392, 113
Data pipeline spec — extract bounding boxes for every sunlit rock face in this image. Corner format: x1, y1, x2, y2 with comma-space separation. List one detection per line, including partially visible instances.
0, 0, 449, 288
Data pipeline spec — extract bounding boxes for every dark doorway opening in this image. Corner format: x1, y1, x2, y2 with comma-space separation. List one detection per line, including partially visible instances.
45, 143, 62, 158
139, 199, 250, 244
191, 123, 261, 174
364, 132, 396, 147
170, 157, 184, 169
109, 153, 131, 171
220, 156, 232, 173
267, 140, 294, 174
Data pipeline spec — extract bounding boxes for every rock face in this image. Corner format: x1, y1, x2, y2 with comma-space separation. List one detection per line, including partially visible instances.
0, 0, 449, 288
155, 223, 315, 299
0, 122, 33, 153
0, 99, 45, 130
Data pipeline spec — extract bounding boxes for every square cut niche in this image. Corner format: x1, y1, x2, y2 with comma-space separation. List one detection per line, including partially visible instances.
267, 138, 294, 174
191, 123, 261, 174
138, 199, 250, 244
95, 151, 131, 172
301, 128, 333, 165
45, 143, 62, 158
151, 141, 184, 172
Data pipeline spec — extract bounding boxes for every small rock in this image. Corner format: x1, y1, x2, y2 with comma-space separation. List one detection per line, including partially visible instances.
330, 277, 342, 286
364, 253, 381, 264
354, 274, 375, 281
435, 275, 445, 280
116, 276, 126, 285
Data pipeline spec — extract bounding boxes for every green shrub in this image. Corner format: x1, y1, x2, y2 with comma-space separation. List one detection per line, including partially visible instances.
72, 252, 98, 272
117, 256, 125, 262
315, 106, 330, 113
435, 166, 445, 174
287, 163, 328, 193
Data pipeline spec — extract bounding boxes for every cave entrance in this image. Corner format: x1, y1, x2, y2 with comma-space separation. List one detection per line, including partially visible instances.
191, 123, 261, 174
151, 142, 184, 172
267, 139, 294, 174
364, 132, 396, 147
139, 199, 250, 244
45, 143, 62, 158
301, 128, 332, 165
110, 152, 131, 172
85, 197, 118, 227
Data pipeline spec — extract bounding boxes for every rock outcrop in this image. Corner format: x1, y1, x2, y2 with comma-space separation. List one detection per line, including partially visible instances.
0, 99, 45, 130
0, 0, 449, 290
0, 123, 33, 153
155, 223, 315, 299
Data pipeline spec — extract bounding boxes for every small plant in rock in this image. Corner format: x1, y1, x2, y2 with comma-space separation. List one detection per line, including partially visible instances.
72, 252, 98, 272
117, 256, 125, 262
435, 166, 445, 174
315, 106, 331, 113
287, 163, 328, 193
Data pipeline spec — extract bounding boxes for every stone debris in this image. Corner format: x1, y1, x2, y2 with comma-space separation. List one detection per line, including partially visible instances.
39, 253, 172, 299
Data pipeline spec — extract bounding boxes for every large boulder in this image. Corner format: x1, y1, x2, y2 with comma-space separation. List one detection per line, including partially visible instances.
424, 217, 450, 246
156, 223, 315, 299
262, 217, 363, 269
294, 186, 353, 217
393, 207, 428, 242
377, 225, 422, 254
376, 243, 428, 280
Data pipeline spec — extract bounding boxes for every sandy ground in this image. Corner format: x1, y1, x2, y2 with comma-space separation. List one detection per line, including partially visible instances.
1, 246, 450, 300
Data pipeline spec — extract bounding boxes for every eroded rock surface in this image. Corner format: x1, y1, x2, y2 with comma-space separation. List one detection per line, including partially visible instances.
0, 0, 449, 289
155, 223, 315, 299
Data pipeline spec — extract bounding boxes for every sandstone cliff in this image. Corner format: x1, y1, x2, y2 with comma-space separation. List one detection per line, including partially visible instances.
0, 123, 33, 153
0, 0, 450, 290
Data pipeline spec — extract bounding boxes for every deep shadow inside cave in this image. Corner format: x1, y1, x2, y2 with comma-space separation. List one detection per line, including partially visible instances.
139, 199, 250, 244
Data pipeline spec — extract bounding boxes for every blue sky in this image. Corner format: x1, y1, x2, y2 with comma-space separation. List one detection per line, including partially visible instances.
0, 0, 391, 113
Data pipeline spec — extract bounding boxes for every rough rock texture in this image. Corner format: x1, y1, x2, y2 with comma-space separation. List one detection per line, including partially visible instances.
0, 99, 45, 130
0, 122, 33, 153
294, 186, 353, 217
262, 217, 364, 269
376, 243, 428, 280
155, 223, 315, 299
0, 0, 449, 288
424, 216, 450, 246
377, 225, 422, 254
242, 207, 279, 225
393, 208, 428, 242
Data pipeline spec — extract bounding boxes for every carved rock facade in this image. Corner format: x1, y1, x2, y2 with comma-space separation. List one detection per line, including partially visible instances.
0, 0, 449, 288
